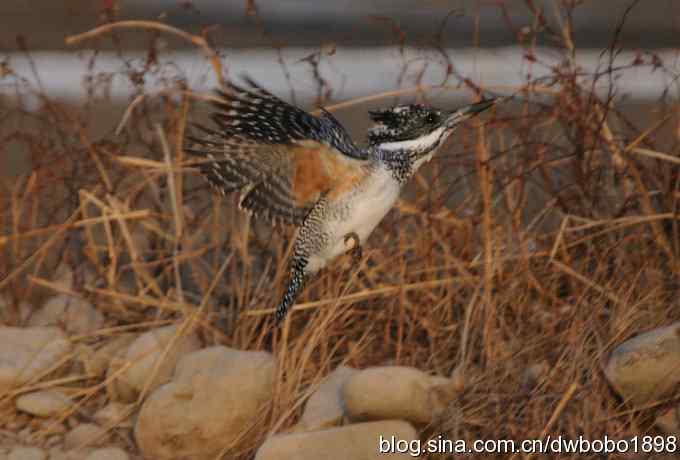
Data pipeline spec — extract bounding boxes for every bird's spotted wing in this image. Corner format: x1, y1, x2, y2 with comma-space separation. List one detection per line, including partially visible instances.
186, 78, 368, 225
209, 77, 364, 157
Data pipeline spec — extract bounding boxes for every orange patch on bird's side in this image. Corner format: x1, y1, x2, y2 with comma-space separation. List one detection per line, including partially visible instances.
291, 142, 366, 206
292, 148, 331, 205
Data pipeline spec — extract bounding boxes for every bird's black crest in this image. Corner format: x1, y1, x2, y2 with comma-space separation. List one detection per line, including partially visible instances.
367, 104, 443, 146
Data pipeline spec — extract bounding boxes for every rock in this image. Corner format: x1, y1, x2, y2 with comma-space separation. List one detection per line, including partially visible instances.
7, 447, 46, 460
29, 294, 104, 335
74, 344, 96, 375
255, 420, 418, 460
86, 334, 137, 378
0, 327, 72, 391
108, 325, 200, 402
135, 346, 276, 459
48, 448, 93, 460
294, 366, 357, 432
45, 448, 68, 460
85, 448, 129, 460
93, 403, 135, 429
105, 338, 139, 403
15, 390, 72, 417
172, 345, 273, 378
342, 366, 457, 424
605, 322, 680, 405
64, 424, 109, 449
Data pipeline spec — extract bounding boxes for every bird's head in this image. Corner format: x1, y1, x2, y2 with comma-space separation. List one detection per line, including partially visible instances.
367, 99, 497, 166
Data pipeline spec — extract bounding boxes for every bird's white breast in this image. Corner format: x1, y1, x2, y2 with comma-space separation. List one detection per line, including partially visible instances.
308, 166, 401, 272
339, 166, 401, 243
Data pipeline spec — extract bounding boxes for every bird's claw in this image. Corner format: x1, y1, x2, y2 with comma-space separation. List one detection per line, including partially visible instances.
343, 232, 363, 265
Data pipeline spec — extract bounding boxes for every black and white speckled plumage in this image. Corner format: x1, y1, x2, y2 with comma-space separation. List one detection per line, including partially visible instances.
368, 104, 444, 146
275, 254, 308, 324
376, 148, 415, 183
209, 77, 365, 158
188, 139, 313, 226
186, 78, 498, 324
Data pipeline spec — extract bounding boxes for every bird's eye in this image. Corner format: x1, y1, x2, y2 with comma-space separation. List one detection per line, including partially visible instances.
426, 113, 438, 124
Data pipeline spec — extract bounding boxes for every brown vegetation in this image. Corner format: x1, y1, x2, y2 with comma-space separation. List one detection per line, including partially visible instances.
2, 1, 680, 458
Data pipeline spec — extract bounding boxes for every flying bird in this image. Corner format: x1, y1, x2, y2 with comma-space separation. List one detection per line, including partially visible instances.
185, 78, 497, 325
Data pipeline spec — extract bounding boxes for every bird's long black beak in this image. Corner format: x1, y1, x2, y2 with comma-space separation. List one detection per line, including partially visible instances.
466, 98, 498, 114
444, 97, 502, 129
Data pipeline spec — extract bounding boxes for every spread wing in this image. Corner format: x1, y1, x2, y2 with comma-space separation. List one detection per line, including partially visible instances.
185, 77, 369, 226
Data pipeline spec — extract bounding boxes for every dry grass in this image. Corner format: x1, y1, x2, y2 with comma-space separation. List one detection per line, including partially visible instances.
2, 2, 680, 458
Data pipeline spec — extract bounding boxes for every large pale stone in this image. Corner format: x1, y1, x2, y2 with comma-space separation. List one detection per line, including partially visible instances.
605, 322, 680, 406
255, 420, 418, 460
64, 424, 109, 449
29, 294, 104, 335
15, 390, 72, 417
107, 325, 200, 402
84, 448, 129, 460
7, 447, 46, 460
342, 366, 457, 424
172, 346, 273, 378
0, 327, 72, 391
47, 448, 93, 460
295, 365, 358, 432
135, 346, 276, 459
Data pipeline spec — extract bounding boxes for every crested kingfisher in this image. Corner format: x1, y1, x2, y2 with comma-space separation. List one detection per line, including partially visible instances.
185, 77, 498, 325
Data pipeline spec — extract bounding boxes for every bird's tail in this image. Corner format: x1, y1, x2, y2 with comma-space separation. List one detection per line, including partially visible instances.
275, 262, 307, 325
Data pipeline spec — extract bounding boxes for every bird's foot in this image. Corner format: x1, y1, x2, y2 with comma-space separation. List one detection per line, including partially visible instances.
343, 232, 363, 265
